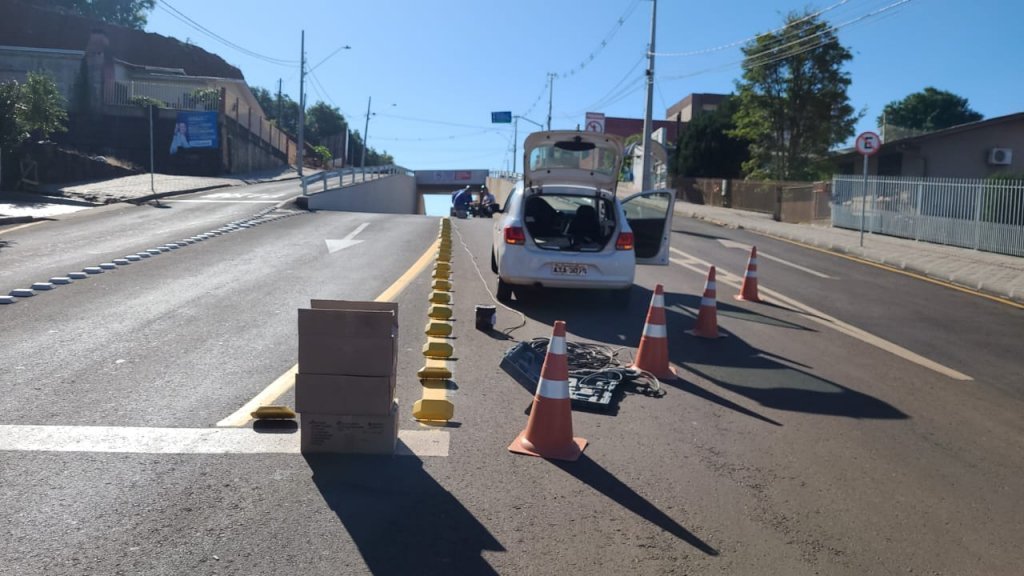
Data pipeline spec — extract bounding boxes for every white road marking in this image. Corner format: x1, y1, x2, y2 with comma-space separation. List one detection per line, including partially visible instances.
715, 238, 832, 279
325, 222, 370, 254
166, 200, 279, 204
0, 425, 449, 457
669, 247, 972, 381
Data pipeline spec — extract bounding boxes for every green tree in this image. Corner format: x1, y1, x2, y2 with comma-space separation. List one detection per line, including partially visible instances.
305, 101, 346, 146
21, 71, 68, 142
878, 87, 983, 132
25, 0, 156, 29
672, 96, 749, 179
0, 81, 27, 188
250, 85, 299, 135
730, 11, 858, 180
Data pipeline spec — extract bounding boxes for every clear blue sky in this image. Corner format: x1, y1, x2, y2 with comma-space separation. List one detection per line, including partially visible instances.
145, 0, 1023, 171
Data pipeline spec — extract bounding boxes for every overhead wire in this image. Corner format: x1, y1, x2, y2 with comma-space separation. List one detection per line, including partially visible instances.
653, 0, 852, 57
660, 0, 916, 81
156, 0, 298, 66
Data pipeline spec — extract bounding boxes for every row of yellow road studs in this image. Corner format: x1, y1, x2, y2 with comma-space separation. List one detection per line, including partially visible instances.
412, 218, 456, 422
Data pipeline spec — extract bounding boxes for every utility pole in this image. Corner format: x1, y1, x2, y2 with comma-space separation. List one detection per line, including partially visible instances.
513, 116, 518, 174
276, 78, 282, 122
513, 115, 543, 174
148, 104, 155, 193
297, 30, 305, 177
360, 96, 371, 171
640, 0, 657, 191
546, 73, 555, 131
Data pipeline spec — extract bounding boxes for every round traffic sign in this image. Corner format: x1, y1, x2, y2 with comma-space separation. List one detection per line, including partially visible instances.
855, 131, 881, 156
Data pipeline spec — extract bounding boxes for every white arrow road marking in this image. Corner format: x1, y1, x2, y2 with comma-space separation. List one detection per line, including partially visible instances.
669, 247, 972, 381
716, 238, 832, 279
325, 222, 370, 254
0, 425, 449, 457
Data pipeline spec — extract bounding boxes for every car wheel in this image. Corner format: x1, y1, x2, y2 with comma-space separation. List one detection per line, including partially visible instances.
496, 278, 512, 303
610, 287, 631, 309
490, 250, 498, 273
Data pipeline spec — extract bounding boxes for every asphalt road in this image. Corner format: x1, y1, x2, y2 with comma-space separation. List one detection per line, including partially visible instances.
1, 190, 1022, 575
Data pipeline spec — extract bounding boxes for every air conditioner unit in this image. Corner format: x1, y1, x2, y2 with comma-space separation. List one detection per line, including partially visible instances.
988, 148, 1013, 166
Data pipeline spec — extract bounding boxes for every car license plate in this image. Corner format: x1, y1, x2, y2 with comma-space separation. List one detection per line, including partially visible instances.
552, 263, 587, 276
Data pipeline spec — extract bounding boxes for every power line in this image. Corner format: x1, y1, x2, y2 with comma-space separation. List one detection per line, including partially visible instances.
653, 0, 852, 57
661, 0, 916, 82
554, 0, 643, 79
155, 0, 298, 66
374, 112, 492, 130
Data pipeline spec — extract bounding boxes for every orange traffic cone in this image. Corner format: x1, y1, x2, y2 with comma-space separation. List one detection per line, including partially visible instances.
734, 246, 762, 303
509, 321, 587, 461
688, 266, 724, 338
630, 284, 675, 380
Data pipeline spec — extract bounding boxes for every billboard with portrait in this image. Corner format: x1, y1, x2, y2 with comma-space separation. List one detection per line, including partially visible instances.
170, 111, 219, 154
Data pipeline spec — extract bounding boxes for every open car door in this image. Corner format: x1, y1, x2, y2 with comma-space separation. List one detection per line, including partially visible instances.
621, 189, 676, 265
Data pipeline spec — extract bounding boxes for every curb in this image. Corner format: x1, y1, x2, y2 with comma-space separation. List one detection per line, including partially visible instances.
680, 209, 1024, 306
0, 215, 35, 226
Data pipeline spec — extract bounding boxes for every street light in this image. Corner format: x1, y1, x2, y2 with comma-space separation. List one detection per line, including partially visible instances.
512, 115, 544, 174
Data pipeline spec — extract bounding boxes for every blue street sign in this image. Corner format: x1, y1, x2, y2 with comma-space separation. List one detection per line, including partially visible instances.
491, 111, 512, 124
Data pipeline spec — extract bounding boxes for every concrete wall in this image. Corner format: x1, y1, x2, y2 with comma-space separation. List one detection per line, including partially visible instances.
0, 46, 83, 101
308, 174, 418, 214
486, 176, 517, 207
223, 115, 286, 174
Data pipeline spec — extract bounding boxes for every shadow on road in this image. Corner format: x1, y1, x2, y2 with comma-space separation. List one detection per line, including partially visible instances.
305, 454, 503, 575
507, 286, 907, 422
554, 455, 719, 556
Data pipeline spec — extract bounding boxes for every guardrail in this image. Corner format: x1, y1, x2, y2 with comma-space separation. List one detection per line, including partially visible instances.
301, 164, 413, 195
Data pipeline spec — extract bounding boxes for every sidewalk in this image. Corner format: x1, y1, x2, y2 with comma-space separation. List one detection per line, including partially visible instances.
675, 201, 1024, 304
0, 166, 312, 225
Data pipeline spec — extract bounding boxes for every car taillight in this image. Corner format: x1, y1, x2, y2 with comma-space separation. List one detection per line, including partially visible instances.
616, 232, 634, 250
504, 226, 526, 245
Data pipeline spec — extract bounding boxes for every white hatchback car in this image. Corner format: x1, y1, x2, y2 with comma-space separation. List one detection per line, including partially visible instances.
491, 130, 675, 306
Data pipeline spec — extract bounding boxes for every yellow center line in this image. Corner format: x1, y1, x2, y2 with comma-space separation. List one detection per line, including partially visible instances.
752, 232, 1024, 310
1, 221, 44, 234
216, 236, 441, 427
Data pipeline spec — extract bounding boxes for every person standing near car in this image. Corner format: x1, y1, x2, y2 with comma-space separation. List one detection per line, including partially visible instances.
479, 185, 497, 216
451, 186, 472, 218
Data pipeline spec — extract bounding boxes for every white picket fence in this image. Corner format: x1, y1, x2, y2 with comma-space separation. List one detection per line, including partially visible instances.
832, 175, 1024, 256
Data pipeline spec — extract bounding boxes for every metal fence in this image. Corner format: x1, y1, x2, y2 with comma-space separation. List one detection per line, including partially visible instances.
105, 79, 220, 111
832, 175, 1024, 256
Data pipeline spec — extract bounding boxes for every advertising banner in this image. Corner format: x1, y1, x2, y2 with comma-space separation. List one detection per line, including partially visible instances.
170, 111, 219, 154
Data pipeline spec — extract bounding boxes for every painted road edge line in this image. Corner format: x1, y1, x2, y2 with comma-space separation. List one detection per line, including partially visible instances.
752, 231, 1024, 310
669, 247, 972, 382
216, 236, 442, 428
0, 425, 449, 457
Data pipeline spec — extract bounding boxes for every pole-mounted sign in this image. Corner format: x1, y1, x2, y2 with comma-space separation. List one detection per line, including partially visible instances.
855, 131, 881, 246
491, 111, 512, 124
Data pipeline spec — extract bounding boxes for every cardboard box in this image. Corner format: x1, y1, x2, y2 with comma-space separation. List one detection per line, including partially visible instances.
294, 373, 396, 416
298, 300, 398, 376
300, 401, 399, 454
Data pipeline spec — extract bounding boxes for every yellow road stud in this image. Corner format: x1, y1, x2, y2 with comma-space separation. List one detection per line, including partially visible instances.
428, 304, 453, 320
417, 357, 452, 380
429, 291, 451, 305
432, 279, 452, 292
250, 405, 296, 420
436, 251, 452, 263
425, 320, 453, 337
412, 398, 453, 422
422, 339, 454, 358
432, 268, 451, 281
434, 261, 452, 274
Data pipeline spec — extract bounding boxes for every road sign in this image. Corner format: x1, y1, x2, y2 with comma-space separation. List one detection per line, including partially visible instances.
491, 111, 512, 124
855, 131, 881, 156
585, 112, 605, 133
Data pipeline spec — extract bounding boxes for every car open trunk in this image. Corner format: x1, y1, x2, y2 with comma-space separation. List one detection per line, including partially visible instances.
523, 191, 617, 252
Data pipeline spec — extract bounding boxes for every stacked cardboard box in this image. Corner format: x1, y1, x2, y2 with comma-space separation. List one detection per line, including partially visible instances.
296, 300, 399, 454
